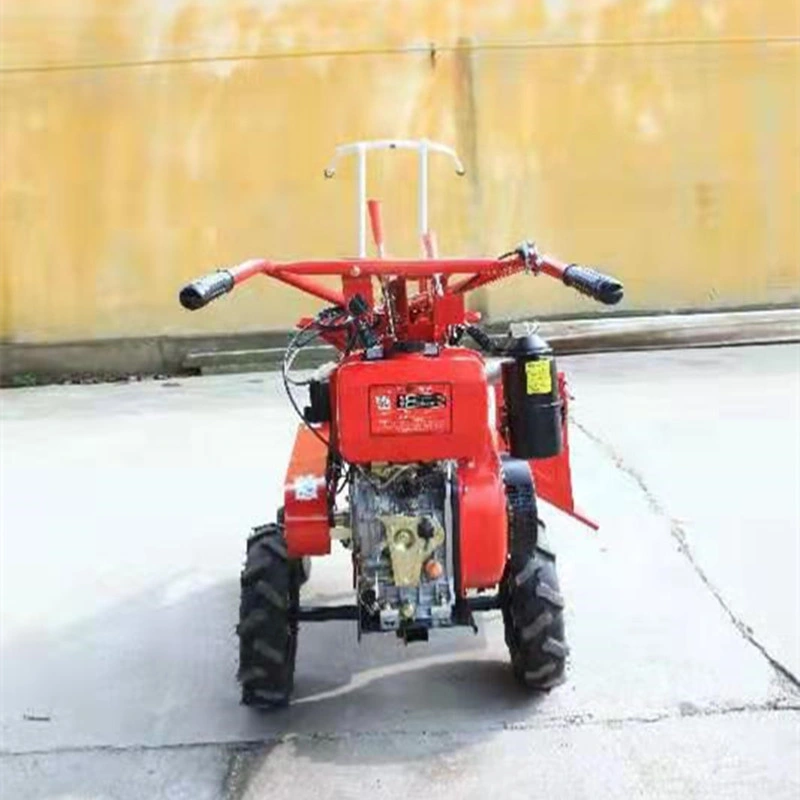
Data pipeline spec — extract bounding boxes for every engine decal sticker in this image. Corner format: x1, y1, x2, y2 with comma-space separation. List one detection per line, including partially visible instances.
293, 474, 324, 501
525, 359, 552, 395
369, 383, 452, 435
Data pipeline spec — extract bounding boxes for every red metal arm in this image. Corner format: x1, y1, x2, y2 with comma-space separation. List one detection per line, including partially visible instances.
236, 257, 513, 279
180, 249, 621, 315
217, 253, 573, 335
449, 255, 571, 294
229, 259, 345, 306
229, 253, 570, 284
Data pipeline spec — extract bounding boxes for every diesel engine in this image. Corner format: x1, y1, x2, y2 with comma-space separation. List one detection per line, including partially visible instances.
349, 462, 455, 637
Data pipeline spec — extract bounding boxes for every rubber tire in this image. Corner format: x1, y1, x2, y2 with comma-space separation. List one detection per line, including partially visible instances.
501, 546, 568, 690
237, 523, 301, 708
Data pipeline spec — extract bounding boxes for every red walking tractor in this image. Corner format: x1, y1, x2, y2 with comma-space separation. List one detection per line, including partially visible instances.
179, 139, 623, 707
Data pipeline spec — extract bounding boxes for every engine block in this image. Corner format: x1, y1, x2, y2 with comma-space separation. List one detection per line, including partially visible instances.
350, 463, 455, 633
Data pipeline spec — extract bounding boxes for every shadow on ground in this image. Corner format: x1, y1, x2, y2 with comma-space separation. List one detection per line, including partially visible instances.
1, 574, 547, 769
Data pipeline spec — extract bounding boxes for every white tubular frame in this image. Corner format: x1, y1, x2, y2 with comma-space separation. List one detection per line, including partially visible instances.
323, 139, 466, 257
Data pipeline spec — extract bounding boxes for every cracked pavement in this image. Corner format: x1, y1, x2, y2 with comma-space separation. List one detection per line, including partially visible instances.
1, 344, 799, 798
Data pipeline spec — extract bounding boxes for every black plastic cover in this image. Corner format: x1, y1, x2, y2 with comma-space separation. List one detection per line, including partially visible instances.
179, 270, 234, 310
502, 333, 563, 459
303, 379, 331, 424
562, 264, 623, 305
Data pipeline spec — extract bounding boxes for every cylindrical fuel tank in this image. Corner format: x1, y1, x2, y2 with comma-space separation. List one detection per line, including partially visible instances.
501, 327, 563, 459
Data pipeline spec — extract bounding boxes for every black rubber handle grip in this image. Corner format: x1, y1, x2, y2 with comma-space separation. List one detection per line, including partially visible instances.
562, 264, 624, 306
466, 324, 498, 354
179, 270, 235, 310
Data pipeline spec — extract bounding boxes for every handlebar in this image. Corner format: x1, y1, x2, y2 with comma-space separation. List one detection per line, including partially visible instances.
178, 252, 624, 311
179, 269, 234, 310
561, 264, 624, 306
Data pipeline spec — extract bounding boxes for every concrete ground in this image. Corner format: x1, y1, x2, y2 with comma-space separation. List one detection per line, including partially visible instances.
1, 344, 799, 799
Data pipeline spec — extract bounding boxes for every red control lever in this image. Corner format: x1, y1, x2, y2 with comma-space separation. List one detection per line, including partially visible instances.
367, 199, 385, 258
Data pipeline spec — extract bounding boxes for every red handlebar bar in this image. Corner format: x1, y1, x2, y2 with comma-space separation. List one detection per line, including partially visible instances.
227, 255, 558, 279
179, 250, 623, 311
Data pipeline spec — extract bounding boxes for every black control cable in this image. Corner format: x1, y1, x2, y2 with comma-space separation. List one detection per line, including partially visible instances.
280, 307, 382, 490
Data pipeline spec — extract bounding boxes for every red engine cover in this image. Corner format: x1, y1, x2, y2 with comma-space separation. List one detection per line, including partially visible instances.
331, 348, 489, 464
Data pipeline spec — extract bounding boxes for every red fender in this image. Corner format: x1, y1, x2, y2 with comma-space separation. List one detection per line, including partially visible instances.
283, 424, 331, 557
530, 373, 598, 530
457, 453, 509, 590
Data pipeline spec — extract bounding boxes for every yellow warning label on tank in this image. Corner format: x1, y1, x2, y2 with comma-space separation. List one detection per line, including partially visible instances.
525, 359, 552, 395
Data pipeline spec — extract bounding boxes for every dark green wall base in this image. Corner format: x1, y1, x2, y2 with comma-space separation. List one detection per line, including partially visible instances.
2, 308, 797, 388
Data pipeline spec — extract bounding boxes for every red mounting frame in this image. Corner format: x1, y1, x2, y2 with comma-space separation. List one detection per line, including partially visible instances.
224, 244, 597, 533
180, 140, 620, 592
226, 249, 575, 348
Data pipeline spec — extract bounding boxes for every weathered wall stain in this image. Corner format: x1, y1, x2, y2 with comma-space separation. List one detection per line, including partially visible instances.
453, 36, 487, 315
0, 1, 798, 343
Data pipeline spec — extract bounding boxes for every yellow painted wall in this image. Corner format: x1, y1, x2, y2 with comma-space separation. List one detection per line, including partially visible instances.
1, 1, 798, 343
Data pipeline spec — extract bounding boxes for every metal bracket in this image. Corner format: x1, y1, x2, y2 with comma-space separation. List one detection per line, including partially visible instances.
295, 605, 360, 622
323, 139, 466, 257
294, 595, 501, 623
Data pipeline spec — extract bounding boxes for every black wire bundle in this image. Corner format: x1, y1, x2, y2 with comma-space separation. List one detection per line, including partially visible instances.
281, 306, 349, 450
